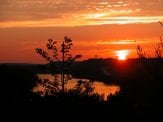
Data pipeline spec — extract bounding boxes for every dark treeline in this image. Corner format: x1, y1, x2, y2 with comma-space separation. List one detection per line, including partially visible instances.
1, 58, 162, 83
0, 58, 163, 121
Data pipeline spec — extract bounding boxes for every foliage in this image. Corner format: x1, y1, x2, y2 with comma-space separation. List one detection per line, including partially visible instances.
155, 36, 163, 58
34, 36, 104, 98
71, 80, 95, 95
155, 21, 163, 58
36, 37, 81, 64
136, 45, 147, 59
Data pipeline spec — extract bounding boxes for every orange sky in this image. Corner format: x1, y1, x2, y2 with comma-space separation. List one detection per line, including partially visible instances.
0, 0, 163, 63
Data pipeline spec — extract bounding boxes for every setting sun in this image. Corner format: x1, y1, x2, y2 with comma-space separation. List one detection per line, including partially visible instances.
115, 50, 129, 60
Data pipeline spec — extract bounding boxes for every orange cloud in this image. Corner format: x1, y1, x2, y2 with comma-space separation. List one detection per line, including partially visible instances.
0, 0, 163, 28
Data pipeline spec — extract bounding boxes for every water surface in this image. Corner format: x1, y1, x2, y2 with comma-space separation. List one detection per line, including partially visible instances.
34, 74, 120, 100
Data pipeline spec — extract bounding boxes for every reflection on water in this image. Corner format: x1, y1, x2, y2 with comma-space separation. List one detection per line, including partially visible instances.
34, 74, 120, 100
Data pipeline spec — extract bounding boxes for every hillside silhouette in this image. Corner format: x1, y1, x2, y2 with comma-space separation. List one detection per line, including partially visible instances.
0, 57, 162, 121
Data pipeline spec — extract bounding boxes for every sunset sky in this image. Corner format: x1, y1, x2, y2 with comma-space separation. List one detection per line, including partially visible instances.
0, 0, 163, 63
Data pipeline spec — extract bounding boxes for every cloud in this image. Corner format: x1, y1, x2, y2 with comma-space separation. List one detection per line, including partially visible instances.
0, 0, 163, 27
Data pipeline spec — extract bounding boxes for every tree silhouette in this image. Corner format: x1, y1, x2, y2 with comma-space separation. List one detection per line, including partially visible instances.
155, 21, 163, 58
155, 36, 163, 58
35, 36, 81, 93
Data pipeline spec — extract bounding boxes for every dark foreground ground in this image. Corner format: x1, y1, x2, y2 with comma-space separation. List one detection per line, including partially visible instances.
0, 58, 163, 121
